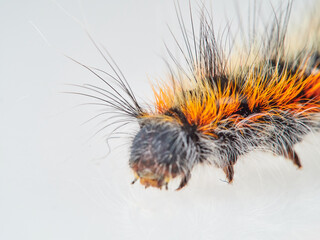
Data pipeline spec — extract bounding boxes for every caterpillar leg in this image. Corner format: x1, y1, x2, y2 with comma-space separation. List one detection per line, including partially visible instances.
286, 149, 302, 168
273, 143, 302, 168
223, 164, 234, 183
176, 171, 191, 190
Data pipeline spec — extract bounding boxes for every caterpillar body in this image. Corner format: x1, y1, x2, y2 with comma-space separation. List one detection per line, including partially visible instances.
75, 1, 320, 190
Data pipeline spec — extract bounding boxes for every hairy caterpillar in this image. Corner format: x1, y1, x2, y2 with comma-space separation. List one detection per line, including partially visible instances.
73, 1, 320, 190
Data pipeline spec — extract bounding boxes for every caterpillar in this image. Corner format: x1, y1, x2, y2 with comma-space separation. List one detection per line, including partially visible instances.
73, 1, 320, 190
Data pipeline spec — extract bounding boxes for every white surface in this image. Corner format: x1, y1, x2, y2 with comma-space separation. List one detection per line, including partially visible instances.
1, 0, 320, 239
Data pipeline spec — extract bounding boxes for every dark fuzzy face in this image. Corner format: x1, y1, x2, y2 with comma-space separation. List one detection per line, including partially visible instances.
129, 119, 200, 189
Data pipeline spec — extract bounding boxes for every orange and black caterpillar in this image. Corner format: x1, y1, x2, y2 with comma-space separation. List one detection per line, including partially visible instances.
74, 1, 320, 190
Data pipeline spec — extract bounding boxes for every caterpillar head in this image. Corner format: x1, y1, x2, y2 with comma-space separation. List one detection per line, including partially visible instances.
129, 118, 200, 190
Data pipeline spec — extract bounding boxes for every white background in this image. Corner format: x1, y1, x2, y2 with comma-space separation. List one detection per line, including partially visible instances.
1, 0, 320, 239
